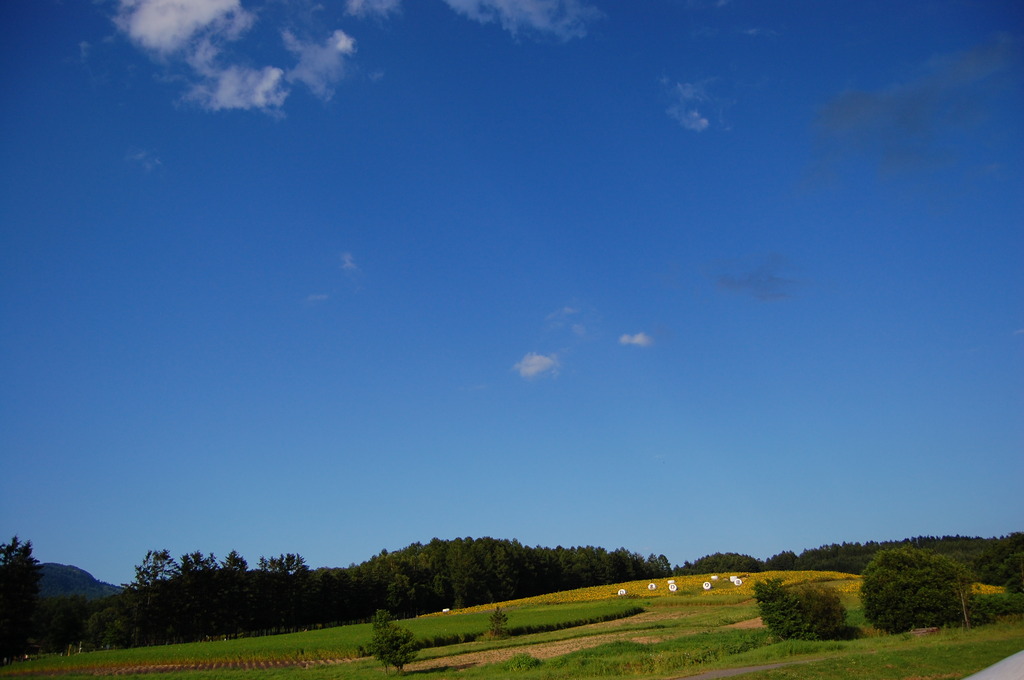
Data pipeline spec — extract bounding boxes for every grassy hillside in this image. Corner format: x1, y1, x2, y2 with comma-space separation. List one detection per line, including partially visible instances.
4, 571, 1020, 680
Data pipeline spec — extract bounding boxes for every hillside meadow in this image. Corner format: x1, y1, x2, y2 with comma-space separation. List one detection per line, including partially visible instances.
3, 571, 1020, 680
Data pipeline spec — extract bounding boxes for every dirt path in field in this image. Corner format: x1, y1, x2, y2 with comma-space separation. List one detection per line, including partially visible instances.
406, 611, 762, 673
725, 617, 764, 629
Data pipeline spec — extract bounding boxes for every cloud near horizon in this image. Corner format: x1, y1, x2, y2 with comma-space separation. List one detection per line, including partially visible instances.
514, 352, 559, 379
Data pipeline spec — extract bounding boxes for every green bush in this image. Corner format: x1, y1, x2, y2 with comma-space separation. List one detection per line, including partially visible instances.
860, 547, 972, 634
753, 578, 847, 640
503, 653, 542, 671
971, 593, 1024, 625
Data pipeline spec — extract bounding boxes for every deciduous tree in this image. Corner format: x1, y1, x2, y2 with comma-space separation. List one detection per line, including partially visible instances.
861, 546, 972, 634
368, 609, 416, 674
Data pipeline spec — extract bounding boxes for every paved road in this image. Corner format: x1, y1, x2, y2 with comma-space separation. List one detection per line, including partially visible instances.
671, 659, 818, 679
961, 649, 1024, 679
674, 650, 1024, 680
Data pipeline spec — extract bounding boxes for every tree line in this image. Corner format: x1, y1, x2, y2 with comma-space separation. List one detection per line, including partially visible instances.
26, 537, 671, 652
6, 532, 1021, 661
676, 534, 1022, 581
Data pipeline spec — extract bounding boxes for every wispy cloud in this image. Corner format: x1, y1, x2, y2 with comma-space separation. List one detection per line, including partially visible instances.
546, 305, 588, 337
341, 251, 360, 272
305, 293, 330, 304
345, 0, 402, 18
741, 27, 779, 38
125, 148, 162, 172
665, 80, 719, 132
711, 254, 800, 301
284, 29, 356, 100
815, 35, 1020, 174
442, 0, 603, 40
619, 332, 653, 347
514, 352, 560, 379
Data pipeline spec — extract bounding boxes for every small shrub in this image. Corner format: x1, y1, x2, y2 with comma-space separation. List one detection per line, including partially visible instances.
504, 653, 542, 671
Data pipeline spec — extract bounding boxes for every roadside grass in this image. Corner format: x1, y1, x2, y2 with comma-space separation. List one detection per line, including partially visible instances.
421, 619, 1024, 680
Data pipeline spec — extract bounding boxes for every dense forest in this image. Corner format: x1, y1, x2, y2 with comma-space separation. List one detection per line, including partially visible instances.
9, 533, 1024, 657
677, 534, 1006, 576
33, 538, 672, 651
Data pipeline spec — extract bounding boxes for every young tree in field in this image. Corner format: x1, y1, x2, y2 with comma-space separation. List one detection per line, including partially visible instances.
0, 536, 43, 663
368, 609, 416, 674
488, 606, 508, 639
861, 546, 973, 634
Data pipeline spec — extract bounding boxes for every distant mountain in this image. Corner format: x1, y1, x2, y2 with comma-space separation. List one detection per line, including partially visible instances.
40, 563, 122, 600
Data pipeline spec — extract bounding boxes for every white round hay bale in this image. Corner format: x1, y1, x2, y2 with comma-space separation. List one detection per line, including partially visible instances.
668, 579, 676, 584
711, 575, 719, 581
703, 582, 712, 590
669, 583, 678, 592
648, 583, 657, 591
733, 578, 743, 586
618, 589, 627, 596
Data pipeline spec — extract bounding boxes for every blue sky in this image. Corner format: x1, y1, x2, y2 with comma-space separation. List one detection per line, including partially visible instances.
2, 0, 1021, 586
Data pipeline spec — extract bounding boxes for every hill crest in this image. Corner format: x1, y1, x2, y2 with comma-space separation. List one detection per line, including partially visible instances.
40, 562, 122, 600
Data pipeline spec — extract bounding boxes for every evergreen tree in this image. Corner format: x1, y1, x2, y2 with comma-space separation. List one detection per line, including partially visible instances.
0, 536, 43, 663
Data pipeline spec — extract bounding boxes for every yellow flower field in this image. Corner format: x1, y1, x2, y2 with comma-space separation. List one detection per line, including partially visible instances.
430, 570, 1004, 615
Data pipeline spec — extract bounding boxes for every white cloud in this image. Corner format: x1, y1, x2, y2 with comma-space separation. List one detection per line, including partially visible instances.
186, 64, 288, 111
514, 352, 559, 379
115, 0, 253, 55
667, 81, 710, 132
284, 29, 356, 100
116, 0, 291, 112
619, 332, 653, 347
442, 0, 602, 40
346, 0, 402, 18
305, 293, 329, 303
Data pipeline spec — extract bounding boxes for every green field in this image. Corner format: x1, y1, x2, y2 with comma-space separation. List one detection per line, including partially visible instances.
3, 576, 1021, 680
